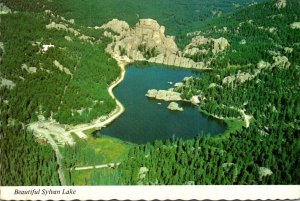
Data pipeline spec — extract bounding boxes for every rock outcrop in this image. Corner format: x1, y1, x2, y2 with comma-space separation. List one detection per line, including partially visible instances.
0, 3, 12, 14
101, 19, 210, 69
0, 77, 16, 89
290, 22, 300, 29
259, 167, 273, 179
138, 167, 149, 179
275, 0, 287, 9
46, 22, 94, 42
184, 35, 230, 55
146, 89, 182, 101
222, 72, 254, 85
42, 44, 55, 52
21, 64, 37, 74
222, 57, 289, 86
272, 55, 290, 69
167, 102, 183, 111
100, 19, 130, 34
53, 60, 73, 76
190, 96, 200, 105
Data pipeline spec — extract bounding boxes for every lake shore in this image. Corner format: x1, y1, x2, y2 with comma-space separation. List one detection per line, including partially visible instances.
66, 55, 128, 135
28, 55, 128, 146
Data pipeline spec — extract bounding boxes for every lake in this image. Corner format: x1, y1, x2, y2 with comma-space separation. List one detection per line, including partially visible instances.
94, 64, 226, 144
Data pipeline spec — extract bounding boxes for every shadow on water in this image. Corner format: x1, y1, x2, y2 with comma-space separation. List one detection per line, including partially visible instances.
93, 64, 226, 144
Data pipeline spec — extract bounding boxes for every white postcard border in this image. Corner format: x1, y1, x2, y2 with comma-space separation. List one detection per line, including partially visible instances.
1, 186, 299, 200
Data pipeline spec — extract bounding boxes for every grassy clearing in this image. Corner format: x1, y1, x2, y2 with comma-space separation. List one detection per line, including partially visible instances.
63, 131, 133, 185
68, 134, 132, 167
83, 135, 132, 165
222, 118, 245, 137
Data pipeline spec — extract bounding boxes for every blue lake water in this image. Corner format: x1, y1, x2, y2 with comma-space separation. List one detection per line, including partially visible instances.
94, 64, 226, 144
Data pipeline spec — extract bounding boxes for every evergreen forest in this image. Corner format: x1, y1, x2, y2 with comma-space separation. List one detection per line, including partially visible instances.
0, 0, 299, 186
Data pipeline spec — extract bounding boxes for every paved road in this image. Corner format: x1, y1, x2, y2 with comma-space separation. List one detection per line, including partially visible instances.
72, 163, 120, 171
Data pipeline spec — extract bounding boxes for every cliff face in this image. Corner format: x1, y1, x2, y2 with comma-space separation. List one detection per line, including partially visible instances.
101, 19, 210, 69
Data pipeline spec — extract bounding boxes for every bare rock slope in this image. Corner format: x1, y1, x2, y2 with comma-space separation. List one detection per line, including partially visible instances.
101, 19, 214, 69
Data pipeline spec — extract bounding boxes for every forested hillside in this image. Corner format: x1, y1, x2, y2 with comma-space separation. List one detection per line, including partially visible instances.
117, 0, 300, 184
0, 5, 119, 125
0, 0, 299, 186
0, 121, 60, 185
0, 0, 120, 185
48, 0, 263, 35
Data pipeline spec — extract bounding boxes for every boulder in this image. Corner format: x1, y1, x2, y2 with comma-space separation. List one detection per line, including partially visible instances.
53, 60, 73, 76
0, 3, 12, 14
64, 36, 72, 41
100, 19, 129, 34
156, 90, 168, 100
146, 89, 181, 101
275, 0, 286, 9
167, 102, 183, 111
145, 89, 158, 98
222, 163, 235, 168
156, 90, 181, 101
272, 55, 290, 69
190, 96, 200, 105
21, 64, 37, 74
212, 37, 230, 53
174, 82, 183, 87
138, 166, 149, 179
259, 167, 273, 178
0, 77, 16, 89
239, 39, 246, 45
290, 22, 300, 29
42, 44, 54, 52
257, 60, 271, 69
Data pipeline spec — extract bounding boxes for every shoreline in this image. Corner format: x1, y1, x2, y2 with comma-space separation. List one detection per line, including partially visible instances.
66, 56, 127, 135
29, 56, 127, 144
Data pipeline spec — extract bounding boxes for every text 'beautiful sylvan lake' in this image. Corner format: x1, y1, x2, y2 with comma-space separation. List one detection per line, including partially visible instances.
95, 64, 226, 144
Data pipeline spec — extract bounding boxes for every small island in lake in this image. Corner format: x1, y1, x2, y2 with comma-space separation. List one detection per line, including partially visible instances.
0, 0, 299, 186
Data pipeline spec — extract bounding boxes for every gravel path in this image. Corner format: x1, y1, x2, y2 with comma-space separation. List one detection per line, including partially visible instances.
72, 163, 121, 171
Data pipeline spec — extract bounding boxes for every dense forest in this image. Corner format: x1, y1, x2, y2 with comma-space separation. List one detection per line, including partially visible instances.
0, 114, 60, 185
0, 0, 119, 185
1, 0, 299, 185
0, 0, 119, 125
116, 0, 300, 184
48, 0, 263, 35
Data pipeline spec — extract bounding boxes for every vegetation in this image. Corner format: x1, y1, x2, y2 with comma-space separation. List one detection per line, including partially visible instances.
48, 0, 263, 35
0, 2, 119, 125
61, 134, 132, 185
118, 124, 299, 184
1, 0, 299, 186
0, 0, 120, 185
138, 44, 158, 59
117, 0, 300, 184
0, 120, 60, 185
70, 168, 120, 185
